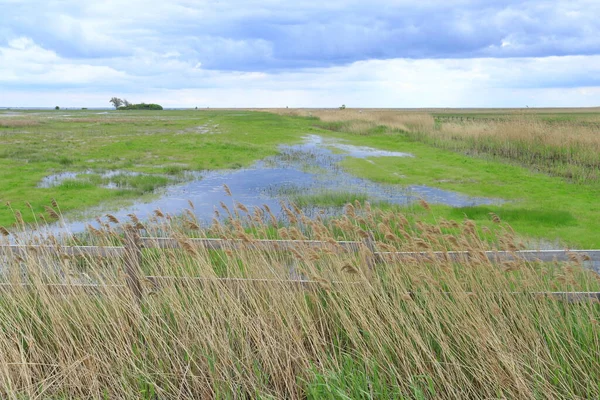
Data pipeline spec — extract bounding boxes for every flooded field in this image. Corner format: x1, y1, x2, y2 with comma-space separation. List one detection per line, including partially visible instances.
35, 135, 503, 236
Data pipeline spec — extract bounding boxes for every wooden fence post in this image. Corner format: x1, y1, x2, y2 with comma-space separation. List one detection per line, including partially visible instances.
362, 231, 379, 270
124, 226, 143, 302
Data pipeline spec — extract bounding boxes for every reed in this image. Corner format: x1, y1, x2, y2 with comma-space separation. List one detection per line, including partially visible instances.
270, 108, 435, 134
0, 201, 598, 398
270, 108, 600, 184
419, 117, 600, 183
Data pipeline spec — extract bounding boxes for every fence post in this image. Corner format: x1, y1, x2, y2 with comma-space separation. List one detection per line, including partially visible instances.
124, 226, 143, 302
362, 231, 379, 270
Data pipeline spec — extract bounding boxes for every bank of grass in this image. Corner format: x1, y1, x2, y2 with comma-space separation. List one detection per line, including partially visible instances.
3, 108, 600, 249
334, 134, 600, 248
277, 187, 372, 208
272, 108, 600, 184
0, 203, 598, 398
292, 191, 369, 208
267, 108, 600, 248
0, 110, 308, 227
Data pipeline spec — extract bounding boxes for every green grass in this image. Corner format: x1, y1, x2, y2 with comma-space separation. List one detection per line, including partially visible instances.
100, 173, 171, 194
2, 109, 600, 249
303, 356, 415, 399
315, 127, 600, 248
283, 189, 371, 208
0, 110, 308, 226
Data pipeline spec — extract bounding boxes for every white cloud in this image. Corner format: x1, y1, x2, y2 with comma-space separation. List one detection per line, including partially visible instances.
0, 1, 600, 106
1, 43, 599, 108
0, 38, 128, 85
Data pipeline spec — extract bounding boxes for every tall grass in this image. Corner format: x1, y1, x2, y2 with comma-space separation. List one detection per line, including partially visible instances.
422, 117, 600, 183
0, 200, 599, 398
270, 108, 600, 184
270, 108, 435, 134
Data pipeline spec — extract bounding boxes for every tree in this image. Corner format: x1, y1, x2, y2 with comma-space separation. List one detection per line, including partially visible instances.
109, 97, 123, 109
55, 106, 60, 110
122, 99, 131, 107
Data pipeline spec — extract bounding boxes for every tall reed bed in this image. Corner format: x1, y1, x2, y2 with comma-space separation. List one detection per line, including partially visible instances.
418, 117, 600, 183
0, 200, 599, 398
269, 108, 436, 134
269, 108, 600, 184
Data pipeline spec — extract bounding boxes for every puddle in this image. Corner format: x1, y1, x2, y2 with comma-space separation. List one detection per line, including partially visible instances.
177, 124, 219, 135
29, 135, 503, 237
38, 172, 80, 188
38, 170, 146, 189
405, 186, 496, 208
308, 136, 413, 158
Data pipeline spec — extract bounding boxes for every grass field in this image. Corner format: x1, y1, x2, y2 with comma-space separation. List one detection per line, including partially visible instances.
1, 107, 600, 398
2, 108, 600, 248
0, 205, 598, 398
267, 108, 600, 248
0, 110, 306, 227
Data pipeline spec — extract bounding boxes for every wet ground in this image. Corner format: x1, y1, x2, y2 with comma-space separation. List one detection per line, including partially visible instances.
35, 135, 503, 236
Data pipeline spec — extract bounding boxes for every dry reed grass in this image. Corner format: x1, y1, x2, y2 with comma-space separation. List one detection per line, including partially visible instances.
268, 108, 435, 134
430, 117, 600, 181
269, 108, 600, 183
0, 119, 41, 128
0, 201, 598, 398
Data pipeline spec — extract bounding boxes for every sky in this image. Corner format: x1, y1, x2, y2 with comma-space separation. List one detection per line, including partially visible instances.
1, 0, 599, 108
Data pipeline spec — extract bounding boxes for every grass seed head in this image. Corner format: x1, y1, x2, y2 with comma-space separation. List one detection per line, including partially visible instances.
489, 212, 501, 224
127, 213, 140, 224
44, 206, 60, 220
14, 210, 24, 225
418, 198, 431, 211
236, 202, 249, 214
344, 203, 356, 218
184, 219, 200, 231
106, 214, 120, 224
341, 263, 359, 274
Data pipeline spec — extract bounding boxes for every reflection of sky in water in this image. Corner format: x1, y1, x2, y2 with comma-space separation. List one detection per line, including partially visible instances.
305, 135, 413, 158
38, 170, 145, 190
31, 135, 503, 236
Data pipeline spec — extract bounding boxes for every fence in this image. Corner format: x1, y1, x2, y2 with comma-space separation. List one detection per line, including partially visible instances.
1, 228, 600, 302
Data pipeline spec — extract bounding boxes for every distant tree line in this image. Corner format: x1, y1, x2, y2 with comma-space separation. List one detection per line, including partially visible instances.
109, 97, 162, 110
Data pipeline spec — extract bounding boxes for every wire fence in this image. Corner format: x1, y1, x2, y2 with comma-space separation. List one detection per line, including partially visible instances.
1, 228, 599, 302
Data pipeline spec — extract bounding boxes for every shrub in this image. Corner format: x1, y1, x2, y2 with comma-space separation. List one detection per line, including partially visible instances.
118, 103, 163, 110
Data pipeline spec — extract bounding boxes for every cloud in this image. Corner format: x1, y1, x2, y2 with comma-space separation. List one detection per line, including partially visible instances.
2, 0, 600, 71
0, 37, 128, 87
2, 41, 600, 108
0, 0, 599, 107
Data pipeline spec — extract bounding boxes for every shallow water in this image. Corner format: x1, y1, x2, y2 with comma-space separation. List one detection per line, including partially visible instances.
38, 170, 144, 189
310, 135, 413, 158
33, 135, 503, 236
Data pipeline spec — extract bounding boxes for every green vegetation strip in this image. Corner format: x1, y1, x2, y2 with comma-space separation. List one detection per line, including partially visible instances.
0, 110, 306, 226
2, 109, 600, 249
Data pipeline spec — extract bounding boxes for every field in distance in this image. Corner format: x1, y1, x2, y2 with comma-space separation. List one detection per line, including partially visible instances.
1, 107, 600, 248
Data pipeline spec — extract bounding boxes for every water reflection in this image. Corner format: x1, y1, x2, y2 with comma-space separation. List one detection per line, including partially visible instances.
33, 135, 504, 236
